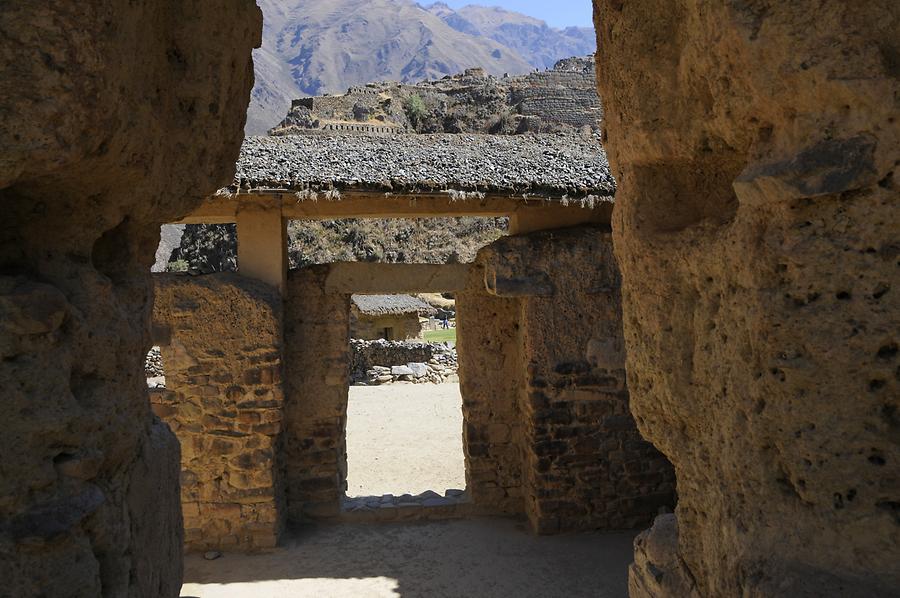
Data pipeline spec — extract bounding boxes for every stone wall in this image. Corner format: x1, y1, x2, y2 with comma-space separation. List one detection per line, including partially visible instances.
512, 59, 603, 130
593, 1, 900, 595
457, 267, 528, 514
0, 2, 260, 595
152, 274, 285, 551
479, 227, 675, 533
283, 267, 352, 520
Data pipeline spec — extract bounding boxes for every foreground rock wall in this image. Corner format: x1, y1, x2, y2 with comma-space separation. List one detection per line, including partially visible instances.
0, 2, 260, 595
152, 274, 285, 551
593, 1, 899, 595
480, 227, 675, 533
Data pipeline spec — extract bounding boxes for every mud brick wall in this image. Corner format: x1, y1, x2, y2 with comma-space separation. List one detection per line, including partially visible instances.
350, 310, 423, 341
480, 227, 675, 534
283, 266, 351, 520
152, 273, 285, 551
457, 266, 527, 515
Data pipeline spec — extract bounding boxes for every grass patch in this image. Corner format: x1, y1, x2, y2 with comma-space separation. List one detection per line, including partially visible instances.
424, 328, 457, 343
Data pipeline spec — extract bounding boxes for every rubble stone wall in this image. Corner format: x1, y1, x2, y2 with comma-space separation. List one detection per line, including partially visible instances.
593, 1, 900, 595
0, 1, 260, 595
480, 228, 675, 534
283, 267, 352, 520
458, 267, 528, 514
152, 274, 285, 551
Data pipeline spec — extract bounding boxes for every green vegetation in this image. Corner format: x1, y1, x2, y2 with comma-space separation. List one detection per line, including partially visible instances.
425, 328, 457, 343
404, 94, 427, 127
287, 217, 508, 267
166, 259, 189, 273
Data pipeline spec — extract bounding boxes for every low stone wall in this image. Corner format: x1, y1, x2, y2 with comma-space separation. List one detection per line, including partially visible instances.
152, 273, 285, 551
350, 339, 458, 384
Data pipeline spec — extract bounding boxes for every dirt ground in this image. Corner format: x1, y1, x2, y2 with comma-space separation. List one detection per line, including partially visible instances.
345, 382, 466, 497
181, 519, 636, 598
180, 382, 636, 597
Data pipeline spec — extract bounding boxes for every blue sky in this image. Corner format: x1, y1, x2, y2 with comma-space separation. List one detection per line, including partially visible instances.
438, 1, 594, 29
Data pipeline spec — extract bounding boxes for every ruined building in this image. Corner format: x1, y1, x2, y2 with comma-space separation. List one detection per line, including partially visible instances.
0, 1, 897, 597
149, 128, 674, 548
270, 55, 602, 136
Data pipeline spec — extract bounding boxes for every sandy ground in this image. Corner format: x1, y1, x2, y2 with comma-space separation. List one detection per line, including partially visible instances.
180, 382, 636, 597
181, 519, 636, 598
345, 382, 466, 497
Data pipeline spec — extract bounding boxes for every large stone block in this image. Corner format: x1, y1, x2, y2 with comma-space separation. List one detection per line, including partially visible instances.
0, 1, 260, 592
594, 0, 899, 595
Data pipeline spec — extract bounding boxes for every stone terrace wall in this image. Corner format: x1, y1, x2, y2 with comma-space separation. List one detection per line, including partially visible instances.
152, 274, 284, 551
594, 1, 899, 595
457, 267, 527, 515
283, 267, 352, 520
479, 227, 675, 533
512, 62, 603, 129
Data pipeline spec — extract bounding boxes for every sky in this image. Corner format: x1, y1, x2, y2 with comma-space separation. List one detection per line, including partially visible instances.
437, 0, 594, 29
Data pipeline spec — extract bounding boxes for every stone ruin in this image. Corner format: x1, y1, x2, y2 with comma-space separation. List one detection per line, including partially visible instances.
269, 55, 602, 136
0, 1, 897, 597
142, 125, 673, 546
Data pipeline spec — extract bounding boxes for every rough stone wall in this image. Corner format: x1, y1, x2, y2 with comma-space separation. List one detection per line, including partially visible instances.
283, 267, 352, 520
0, 2, 260, 595
457, 267, 527, 514
151, 274, 285, 552
481, 227, 675, 534
593, 1, 900, 595
349, 340, 437, 382
512, 59, 603, 129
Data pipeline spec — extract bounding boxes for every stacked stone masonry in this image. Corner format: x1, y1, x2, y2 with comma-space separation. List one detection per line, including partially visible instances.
473, 227, 676, 533
283, 266, 352, 520
152, 274, 285, 551
146, 227, 675, 544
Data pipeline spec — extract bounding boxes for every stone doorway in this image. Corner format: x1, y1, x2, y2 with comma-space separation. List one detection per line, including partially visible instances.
343, 292, 468, 516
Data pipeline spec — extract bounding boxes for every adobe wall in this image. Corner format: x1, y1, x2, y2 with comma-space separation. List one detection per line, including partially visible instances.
283, 267, 352, 520
350, 310, 423, 341
151, 274, 285, 552
479, 227, 675, 533
0, 2, 260, 595
593, 1, 899, 595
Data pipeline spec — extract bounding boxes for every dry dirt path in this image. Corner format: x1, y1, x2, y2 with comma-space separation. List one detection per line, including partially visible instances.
181, 519, 635, 598
180, 382, 636, 597
345, 382, 466, 497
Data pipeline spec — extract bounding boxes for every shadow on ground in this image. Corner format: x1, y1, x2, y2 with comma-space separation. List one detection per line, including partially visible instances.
181, 517, 636, 598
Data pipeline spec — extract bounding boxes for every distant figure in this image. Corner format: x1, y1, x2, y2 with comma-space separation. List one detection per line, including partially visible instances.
441, 316, 450, 330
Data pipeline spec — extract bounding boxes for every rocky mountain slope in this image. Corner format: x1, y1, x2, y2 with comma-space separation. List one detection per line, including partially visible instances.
248, 0, 595, 134
163, 217, 508, 274
426, 3, 595, 70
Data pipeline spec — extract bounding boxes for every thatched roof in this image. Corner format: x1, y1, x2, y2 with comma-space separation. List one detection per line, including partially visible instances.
351, 294, 437, 317
227, 133, 615, 201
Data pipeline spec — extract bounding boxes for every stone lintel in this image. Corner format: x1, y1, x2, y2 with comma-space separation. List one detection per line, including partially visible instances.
324, 262, 470, 295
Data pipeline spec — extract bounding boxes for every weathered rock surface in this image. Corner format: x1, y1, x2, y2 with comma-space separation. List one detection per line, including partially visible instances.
0, 1, 261, 595
593, 1, 899, 595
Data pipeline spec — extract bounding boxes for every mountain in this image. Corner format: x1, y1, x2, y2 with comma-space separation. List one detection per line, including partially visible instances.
426, 3, 596, 70
246, 0, 596, 134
